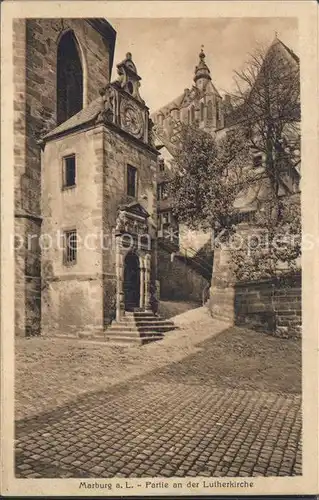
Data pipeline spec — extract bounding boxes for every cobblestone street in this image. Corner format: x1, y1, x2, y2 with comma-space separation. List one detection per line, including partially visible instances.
15, 318, 302, 479
16, 380, 301, 478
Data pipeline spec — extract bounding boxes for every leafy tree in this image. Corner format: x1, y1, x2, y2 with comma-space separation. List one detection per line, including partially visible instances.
229, 195, 301, 281
225, 40, 301, 279
169, 123, 256, 233
167, 39, 301, 281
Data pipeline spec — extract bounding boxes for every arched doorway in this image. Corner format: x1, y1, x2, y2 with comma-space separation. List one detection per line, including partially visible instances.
57, 31, 83, 125
123, 252, 140, 311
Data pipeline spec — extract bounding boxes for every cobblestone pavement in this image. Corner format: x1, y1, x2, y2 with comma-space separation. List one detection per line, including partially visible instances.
15, 380, 302, 478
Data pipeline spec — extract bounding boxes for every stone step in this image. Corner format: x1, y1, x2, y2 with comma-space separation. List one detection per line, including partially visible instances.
115, 316, 175, 323
107, 327, 175, 336
104, 333, 164, 345
103, 310, 177, 345
109, 321, 176, 330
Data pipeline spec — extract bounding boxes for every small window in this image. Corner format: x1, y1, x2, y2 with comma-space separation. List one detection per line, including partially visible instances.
63, 229, 77, 265
159, 158, 165, 172
253, 154, 263, 168
216, 101, 220, 122
127, 165, 137, 198
207, 100, 213, 120
63, 154, 76, 188
162, 211, 171, 225
190, 105, 195, 124
157, 182, 169, 200
200, 102, 205, 121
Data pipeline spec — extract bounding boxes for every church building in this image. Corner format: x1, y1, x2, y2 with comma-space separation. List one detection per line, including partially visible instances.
14, 18, 158, 337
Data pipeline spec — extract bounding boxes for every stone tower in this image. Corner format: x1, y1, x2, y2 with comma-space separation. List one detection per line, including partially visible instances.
40, 52, 158, 337
13, 18, 116, 336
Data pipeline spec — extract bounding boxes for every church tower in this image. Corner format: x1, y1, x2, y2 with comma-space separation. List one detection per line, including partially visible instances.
40, 51, 158, 337
193, 47, 212, 92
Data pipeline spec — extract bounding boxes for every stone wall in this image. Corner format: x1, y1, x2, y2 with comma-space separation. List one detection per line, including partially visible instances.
157, 246, 209, 303
41, 126, 106, 336
234, 273, 301, 338
41, 121, 158, 335
14, 18, 114, 335
209, 268, 301, 339
102, 126, 158, 323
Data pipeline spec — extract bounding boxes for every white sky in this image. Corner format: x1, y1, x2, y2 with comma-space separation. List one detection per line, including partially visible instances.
109, 17, 298, 113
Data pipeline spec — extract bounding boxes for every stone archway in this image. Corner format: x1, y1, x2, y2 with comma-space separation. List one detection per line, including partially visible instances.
123, 252, 140, 311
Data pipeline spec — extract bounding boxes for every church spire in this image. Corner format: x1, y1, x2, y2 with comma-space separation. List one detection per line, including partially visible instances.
194, 45, 211, 87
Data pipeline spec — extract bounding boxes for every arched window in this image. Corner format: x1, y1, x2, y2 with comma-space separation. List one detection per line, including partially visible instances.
190, 105, 195, 124
57, 31, 83, 125
216, 100, 220, 123
207, 100, 213, 120
200, 102, 205, 121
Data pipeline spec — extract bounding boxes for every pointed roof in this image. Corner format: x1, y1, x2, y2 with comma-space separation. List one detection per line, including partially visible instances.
271, 35, 299, 64
151, 92, 185, 119
224, 37, 299, 128
194, 46, 211, 84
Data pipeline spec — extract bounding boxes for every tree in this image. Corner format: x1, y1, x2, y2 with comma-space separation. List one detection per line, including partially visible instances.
169, 123, 256, 233
229, 195, 301, 281
167, 38, 301, 281
225, 39, 301, 279
230, 39, 300, 204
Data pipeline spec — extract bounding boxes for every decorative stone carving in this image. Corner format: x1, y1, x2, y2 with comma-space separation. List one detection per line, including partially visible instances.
148, 118, 155, 146
97, 85, 115, 123
115, 210, 149, 236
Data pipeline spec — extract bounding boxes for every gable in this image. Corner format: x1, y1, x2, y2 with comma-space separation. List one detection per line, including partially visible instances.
118, 201, 150, 219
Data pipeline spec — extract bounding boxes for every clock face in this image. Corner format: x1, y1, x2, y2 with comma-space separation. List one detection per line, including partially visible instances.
121, 103, 144, 138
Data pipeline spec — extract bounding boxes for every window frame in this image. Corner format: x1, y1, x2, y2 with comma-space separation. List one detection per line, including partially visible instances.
126, 164, 138, 198
62, 154, 77, 190
63, 228, 77, 266
157, 182, 169, 200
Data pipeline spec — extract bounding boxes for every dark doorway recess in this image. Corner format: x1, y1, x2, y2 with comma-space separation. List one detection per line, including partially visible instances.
124, 252, 140, 311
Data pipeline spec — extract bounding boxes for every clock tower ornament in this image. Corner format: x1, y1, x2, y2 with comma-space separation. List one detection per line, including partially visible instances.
104, 52, 153, 145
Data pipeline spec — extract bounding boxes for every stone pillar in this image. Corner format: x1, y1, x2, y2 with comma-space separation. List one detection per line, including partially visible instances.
144, 253, 151, 311
116, 239, 125, 321
139, 256, 145, 309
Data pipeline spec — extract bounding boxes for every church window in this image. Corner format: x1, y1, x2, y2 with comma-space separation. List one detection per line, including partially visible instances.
190, 105, 195, 124
216, 101, 220, 122
200, 102, 205, 121
127, 165, 137, 198
63, 229, 77, 265
62, 154, 76, 188
57, 31, 83, 125
207, 100, 213, 120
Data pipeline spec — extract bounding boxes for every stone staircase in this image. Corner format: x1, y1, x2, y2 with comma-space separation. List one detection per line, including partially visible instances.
105, 310, 177, 345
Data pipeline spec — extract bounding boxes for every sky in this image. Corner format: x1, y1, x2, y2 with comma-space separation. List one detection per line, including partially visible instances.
109, 17, 298, 113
